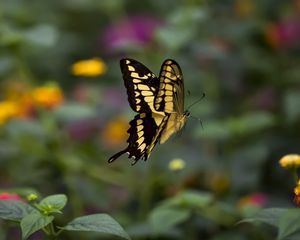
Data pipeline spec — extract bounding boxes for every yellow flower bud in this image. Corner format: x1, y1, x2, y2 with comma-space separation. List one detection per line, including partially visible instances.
27, 193, 38, 201
168, 158, 186, 171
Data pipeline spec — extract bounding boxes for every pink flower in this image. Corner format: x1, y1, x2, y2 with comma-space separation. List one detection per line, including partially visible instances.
248, 193, 268, 206
0, 192, 23, 201
239, 193, 268, 207
277, 19, 300, 48
265, 18, 300, 49
102, 15, 163, 53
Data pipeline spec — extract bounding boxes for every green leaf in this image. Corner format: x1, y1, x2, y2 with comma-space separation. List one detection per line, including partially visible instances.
278, 209, 300, 240
0, 56, 13, 75
23, 24, 58, 47
227, 111, 274, 135
38, 194, 67, 214
53, 103, 96, 122
239, 208, 286, 227
21, 212, 54, 240
0, 25, 23, 47
202, 202, 238, 226
0, 200, 36, 221
62, 214, 131, 240
161, 191, 213, 209
6, 120, 46, 139
284, 90, 300, 123
156, 27, 195, 50
149, 208, 190, 233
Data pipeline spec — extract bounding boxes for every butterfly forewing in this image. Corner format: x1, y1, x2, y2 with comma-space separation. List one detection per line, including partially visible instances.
120, 59, 159, 113
155, 59, 184, 114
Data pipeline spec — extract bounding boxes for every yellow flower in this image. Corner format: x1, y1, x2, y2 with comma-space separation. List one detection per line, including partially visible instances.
31, 84, 64, 109
0, 101, 20, 125
279, 154, 300, 169
168, 158, 186, 171
71, 58, 107, 77
102, 117, 128, 146
294, 181, 300, 195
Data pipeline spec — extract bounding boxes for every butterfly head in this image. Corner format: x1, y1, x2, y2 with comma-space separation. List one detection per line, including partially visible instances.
184, 110, 190, 117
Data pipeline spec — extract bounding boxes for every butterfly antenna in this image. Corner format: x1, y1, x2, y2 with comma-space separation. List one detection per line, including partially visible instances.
190, 116, 204, 129
187, 92, 206, 111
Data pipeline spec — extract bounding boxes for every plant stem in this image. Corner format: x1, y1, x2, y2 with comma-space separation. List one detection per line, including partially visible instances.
138, 164, 154, 220
293, 167, 299, 184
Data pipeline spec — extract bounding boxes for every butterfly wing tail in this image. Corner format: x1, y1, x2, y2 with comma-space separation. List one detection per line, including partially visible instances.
108, 149, 143, 165
108, 149, 128, 163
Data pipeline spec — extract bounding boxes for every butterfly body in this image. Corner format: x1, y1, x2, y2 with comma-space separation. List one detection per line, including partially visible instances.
108, 58, 188, 165
159, 111, 189, 144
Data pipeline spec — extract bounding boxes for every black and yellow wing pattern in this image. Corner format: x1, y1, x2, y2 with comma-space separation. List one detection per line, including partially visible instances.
108, 58, 189, 165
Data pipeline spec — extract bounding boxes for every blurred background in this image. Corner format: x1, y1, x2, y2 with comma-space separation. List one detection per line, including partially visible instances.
1, 0, 300, 239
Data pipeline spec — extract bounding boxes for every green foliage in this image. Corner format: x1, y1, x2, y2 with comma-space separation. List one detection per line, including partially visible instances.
149, 208, 190, 233
62, 214, 131, 240
0, 194, 130, 240
241, 208, 300, 240
21, 212, 54, 240
37, 194, 67, 214
0, 201, 36, 221
53, 103, 97, 122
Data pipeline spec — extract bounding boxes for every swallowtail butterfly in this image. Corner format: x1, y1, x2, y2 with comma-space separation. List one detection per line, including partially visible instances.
108, 58, 190, 165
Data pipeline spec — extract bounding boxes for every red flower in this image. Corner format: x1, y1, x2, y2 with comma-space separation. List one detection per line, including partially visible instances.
0, 192, 23, 201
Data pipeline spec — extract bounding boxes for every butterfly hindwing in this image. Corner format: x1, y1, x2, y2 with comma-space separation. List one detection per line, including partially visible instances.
120, 59, 159, 113
108, 113, 162, 164
155, 59, 184, 114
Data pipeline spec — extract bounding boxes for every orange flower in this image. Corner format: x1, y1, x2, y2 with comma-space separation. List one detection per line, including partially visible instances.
234, 0, 255, 17
295, 0, 300, 13
294, 180, 300, 206
71, 58, 107, 77
31, 84, 64, 109
102, 117, 128, 147
264, 23, 280, 49
17, 93, 34, 117
0, 101, 20, 125
294, 180, 300, 195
